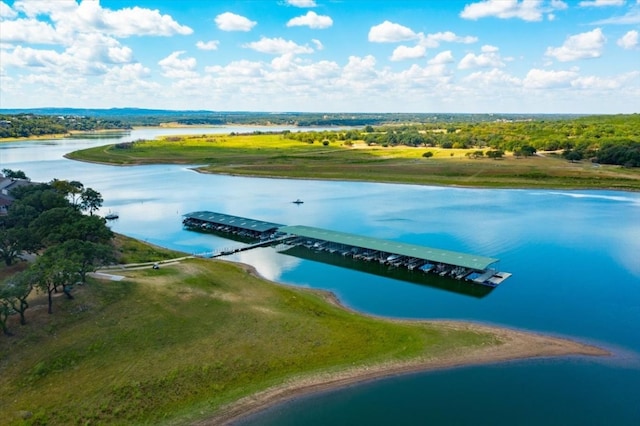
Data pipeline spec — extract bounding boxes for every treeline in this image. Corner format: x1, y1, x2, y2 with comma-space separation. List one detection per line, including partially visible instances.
285, 114, 639, 166
0, 114, 131, 138
0, 108, 583, 128
0, 171, 115, 335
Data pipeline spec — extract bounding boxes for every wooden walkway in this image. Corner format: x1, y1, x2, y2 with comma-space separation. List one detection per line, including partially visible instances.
196, 236, 296, 258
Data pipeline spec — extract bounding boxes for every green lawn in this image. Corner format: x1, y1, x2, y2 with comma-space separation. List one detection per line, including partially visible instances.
0, 254, 496, 425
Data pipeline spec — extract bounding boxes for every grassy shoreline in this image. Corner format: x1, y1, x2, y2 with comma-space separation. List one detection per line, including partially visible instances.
0, 238, 608, 425
64, 133, 640, 191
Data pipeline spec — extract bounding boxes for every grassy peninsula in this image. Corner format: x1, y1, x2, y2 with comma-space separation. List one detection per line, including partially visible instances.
0, 238, 606, 425
66, 124, 640, 191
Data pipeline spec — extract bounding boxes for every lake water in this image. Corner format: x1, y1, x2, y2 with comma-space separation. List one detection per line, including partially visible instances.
1, 128, 639, 425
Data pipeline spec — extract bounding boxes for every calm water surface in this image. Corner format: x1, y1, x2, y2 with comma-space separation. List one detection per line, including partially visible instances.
2, 128, 639, 425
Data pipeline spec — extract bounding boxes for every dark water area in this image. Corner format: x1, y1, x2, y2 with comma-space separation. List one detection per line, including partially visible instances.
2, 128, 639, 425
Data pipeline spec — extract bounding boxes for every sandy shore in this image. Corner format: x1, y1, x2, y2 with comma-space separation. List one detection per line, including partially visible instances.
196, 318, 608, 425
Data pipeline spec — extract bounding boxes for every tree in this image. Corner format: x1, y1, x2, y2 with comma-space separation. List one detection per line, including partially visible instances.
0, 269, 36, 325
1, 168, 28, 180
80, 187, 103, 216
0, 227, 33, 266
563, 150, 583, 162
55, 240, 114, 283
50, 179, 84, 207
34, 251, 78, 314
0, 301, 12, 336
486, 149, 504, 159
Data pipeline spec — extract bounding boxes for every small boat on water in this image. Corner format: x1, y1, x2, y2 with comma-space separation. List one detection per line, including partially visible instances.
292, 199, 304, 204
105, 212, 119, 220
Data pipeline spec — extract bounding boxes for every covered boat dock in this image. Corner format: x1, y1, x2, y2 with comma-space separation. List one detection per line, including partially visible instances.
183, 211, 282, 239
278, 225, 510, 286
182, 211, 511, 287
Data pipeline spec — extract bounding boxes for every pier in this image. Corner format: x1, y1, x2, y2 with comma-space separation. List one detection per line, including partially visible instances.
183, 211, 511, 287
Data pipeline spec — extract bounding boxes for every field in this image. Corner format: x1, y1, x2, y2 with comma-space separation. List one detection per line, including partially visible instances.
66, 132, 640, 191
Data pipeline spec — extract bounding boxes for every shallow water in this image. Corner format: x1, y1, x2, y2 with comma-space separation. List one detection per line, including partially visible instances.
2, 128, 639, 425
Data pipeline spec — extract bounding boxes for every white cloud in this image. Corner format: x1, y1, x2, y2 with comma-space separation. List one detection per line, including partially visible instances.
617, 30, 639, 49
287, 11, 333, 29
420, 31, 478, 48
545, 28, 606, 61
458, 45, 506, 69
158, 51, 197, 78
286, 0, 317, 7
206, 59, 265, 78
368, 21, 420, 43
464, 68, 521, 87
571, 74, 630, 89
0, 1, 17, 19
87, 3, 193, 37
579, 0, 625, 7
390, 45, 426, 61
0, 18, 63, 44
523, 68, 578, 88
243, 37, 314, 55
592, 9, 640, 24
1, 1, 192, 43
312, 39, 324, 50
196, 40, 220, 51
428, 50, 455, 65
551, 0, 569, 10
215, 12, 256, 32
460, 0, 546, 22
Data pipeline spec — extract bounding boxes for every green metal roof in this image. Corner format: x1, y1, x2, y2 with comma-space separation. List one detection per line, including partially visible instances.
184, 211, 282, 233
279, 225, 498, 270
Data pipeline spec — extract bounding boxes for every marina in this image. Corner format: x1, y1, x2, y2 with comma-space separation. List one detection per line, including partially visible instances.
182, 211, 511, 287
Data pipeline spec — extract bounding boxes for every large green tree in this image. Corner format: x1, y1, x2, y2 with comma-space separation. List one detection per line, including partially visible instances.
33, 250, 78, 314
79, 187, 103, 216
0, 269, 36, 325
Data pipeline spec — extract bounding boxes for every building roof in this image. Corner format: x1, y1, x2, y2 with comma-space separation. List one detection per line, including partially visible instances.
279, 225, 499, 270
184, 211, 283, 233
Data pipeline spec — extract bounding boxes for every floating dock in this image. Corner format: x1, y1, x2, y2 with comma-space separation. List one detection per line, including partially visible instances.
183, 211, 511, 287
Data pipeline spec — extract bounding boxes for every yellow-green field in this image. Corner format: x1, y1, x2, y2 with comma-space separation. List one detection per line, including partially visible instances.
66, 133, 640, 190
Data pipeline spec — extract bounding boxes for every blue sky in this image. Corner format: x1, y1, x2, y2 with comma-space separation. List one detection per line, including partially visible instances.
1, 0, 639, 113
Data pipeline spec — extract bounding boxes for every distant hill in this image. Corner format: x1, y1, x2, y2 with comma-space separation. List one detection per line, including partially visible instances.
0, 108, 585, 127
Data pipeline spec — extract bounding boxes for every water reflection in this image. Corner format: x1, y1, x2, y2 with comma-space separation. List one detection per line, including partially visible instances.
280, 245, 494, 298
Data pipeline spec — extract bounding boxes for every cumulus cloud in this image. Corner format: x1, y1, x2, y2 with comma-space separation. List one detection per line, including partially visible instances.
579, 0, 625, 6
464, 68, 521, 87
368, 21, 420, 42
196, 40, 220, 51
0, 18, 63, 44
617, 30, 639, 49
458, 45, 506, 69
215, 12, 256, 32
420, 31, 478, 48
545, 28, 606, 61
158, 51, 197, 78
286, 0, 317, 7
460, 0, 546, 21
523, 68, 578, 88
287, 11, 333, 29
428, 50, 455, 65
85, 3, 193, 37
571, 71, 639, 89
390, 45, 426, 61
243, 37, 314, 55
